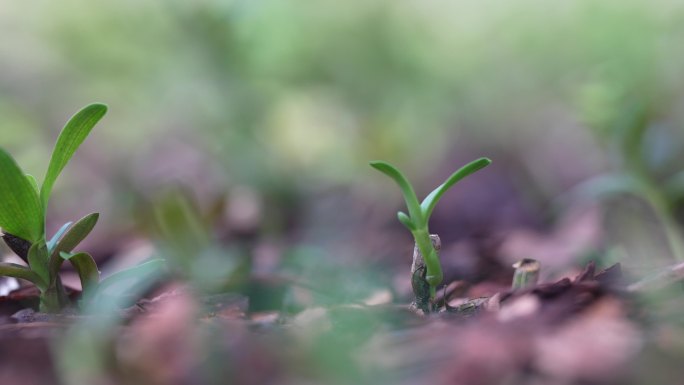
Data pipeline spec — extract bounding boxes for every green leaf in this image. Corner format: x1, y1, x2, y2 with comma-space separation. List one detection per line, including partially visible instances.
369, 161, 423, 225
0, 149, 43, 242
40, 103, 107, 212
27, 240, 49, 290
66, 252, 100, 299
25, 174, 39, 193
94, 259, 166, 299
397, 211, 416, 231
48, 213, 99, 280
47, 222, 73, 253
0, 262, 43, 286
420, 157, 491, 221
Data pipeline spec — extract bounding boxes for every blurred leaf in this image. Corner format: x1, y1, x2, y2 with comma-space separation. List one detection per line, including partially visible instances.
27, 240, 49, 290
617, 100, 650, 172
47, 221, 73, 253
152, 190, 210, 266
369, 161, 422, 224
665, 171, 684, 203
569, 173, 643, 201
40, 103, 107, 212
48, 213, 99, 280
0, 148, 43, 242
419, 157, 491, 220
94, 259, 165, 303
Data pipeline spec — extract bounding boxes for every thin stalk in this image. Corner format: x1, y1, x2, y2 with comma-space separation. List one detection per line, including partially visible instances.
638, 177, 684, 262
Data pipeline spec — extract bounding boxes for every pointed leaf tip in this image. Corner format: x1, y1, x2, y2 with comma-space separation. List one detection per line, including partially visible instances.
420, 157, 492, 220
40, 104, 108, 212
369, 160, 423, 224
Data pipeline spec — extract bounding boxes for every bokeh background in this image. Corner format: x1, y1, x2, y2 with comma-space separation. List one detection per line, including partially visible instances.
2, 1, 684, 383
3, 0, 684, 304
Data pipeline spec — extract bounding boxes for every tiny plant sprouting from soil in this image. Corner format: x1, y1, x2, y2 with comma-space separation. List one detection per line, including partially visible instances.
0, 103, 163, 313
370, 157, 491, 301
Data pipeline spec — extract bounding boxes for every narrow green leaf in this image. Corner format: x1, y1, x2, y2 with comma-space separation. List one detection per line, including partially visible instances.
67, 252, 100, 299
0, 262, 43, 286
397, 211, 416, 231
47, 221, 73, 253
369, 161, 423, 224
420, 158, 491, 221
27, 241, 49, 290
48, 213, 99, 280
0, 149, 43, 242
40, 103, 107, 212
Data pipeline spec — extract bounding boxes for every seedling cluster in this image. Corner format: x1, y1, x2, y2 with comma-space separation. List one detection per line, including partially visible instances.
0, 102, 489, 315
0, 104, 162, 312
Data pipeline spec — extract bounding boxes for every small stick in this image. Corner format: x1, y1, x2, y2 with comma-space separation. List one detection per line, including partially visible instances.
512, 258, 540, 290
410, 235, 440, 313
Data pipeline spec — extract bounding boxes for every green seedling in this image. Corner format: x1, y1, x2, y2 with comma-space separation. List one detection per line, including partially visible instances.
370, 158, 491, 300
0, 103, 163, 312
575, 92, 684, 262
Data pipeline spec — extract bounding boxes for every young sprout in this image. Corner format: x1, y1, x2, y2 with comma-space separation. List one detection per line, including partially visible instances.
0, 104, 163, 312
370, 157, 491, 299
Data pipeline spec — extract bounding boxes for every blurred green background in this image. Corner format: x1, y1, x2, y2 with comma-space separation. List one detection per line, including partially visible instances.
2, 0, 684, 297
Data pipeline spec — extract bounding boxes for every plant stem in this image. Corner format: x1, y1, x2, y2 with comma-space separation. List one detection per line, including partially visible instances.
638, 177, 684, 262
411, 233, 441, 302
413, 229, 443, 289
41, 276, 69, 313
40, 288, 64, 313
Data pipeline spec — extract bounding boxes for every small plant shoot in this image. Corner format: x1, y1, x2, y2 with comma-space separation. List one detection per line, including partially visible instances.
370, 157, 491, 299
0, 104, 163, 312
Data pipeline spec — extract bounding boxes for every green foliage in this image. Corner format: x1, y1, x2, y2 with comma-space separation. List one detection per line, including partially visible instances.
150, 189, 240, 292
370, 157, 491, 296
41, 104, 107, 212
27, 241, 50, 290
0, 149, 43, 242
48, 213, 99, 282
0, 103, 153, 312
575, 85, 684, 262
94, 258, 165, 301
61, 252, 100, 300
